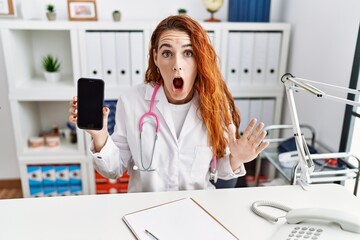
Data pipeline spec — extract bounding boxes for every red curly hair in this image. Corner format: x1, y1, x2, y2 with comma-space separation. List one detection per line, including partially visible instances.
145, 15, 240, 158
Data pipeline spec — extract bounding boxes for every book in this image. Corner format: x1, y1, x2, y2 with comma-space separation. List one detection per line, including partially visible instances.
122, 197, 239, 240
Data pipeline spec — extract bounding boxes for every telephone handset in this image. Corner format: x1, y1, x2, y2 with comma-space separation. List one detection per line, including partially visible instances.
251, 201, 360, 240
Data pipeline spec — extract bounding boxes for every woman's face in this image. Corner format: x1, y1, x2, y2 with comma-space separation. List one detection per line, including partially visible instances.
154, 30, 197, 104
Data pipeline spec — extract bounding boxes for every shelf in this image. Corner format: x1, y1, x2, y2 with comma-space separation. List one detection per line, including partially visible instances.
10, 101, 85, 157
9, 75, 76, 100
0, 20, 77, 30
1, 28, 79, 94
22, 139, 82, 157
15, 75, 74, 88
18, 155, 90, 165
230, 85, 283, 98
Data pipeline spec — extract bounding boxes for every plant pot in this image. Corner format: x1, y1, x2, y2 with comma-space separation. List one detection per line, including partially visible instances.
46, 12, 56, 21
112, 12, 121, 22
44, 71, 61, 82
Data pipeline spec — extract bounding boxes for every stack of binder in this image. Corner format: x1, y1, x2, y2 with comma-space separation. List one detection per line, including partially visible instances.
228, 0, 271, 22
226, 31, 282, 86
85, 31, 145, 86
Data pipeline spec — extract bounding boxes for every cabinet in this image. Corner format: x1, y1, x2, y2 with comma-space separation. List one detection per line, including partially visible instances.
0, 20, 290, 197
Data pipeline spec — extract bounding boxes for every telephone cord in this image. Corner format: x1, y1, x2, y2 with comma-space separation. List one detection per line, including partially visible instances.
251, 200, 292, 222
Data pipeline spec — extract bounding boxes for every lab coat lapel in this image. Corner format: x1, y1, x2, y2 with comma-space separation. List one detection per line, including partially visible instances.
178, 91, 202, 141
145, 84, 177, 141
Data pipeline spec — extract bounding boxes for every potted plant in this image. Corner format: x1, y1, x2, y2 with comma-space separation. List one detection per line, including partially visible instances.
46, 4, 56, 21
42, 54, 61, 82
178, 8, 187, 15
112, 10, 121, 22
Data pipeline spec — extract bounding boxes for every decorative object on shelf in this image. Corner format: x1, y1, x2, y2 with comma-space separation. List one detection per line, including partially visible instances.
67, 122, 78, 143
0, 0, 16, 17
42, 54, 61, 82
67, 0, 97, 21
112, 10, 121, 22
202, 0, 224, 22
45, 136, 60, 148
178, 8, 187, 15
28, 136, 45, 148
46, 4, 56, 21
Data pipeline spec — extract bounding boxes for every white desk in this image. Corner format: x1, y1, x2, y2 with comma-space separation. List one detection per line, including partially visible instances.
0, 184, 359, 240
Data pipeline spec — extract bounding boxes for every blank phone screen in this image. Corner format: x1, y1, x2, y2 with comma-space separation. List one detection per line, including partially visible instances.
77, 78, 104, 130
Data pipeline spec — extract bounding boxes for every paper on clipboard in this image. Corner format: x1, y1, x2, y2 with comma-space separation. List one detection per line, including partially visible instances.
122, 197, 239, 240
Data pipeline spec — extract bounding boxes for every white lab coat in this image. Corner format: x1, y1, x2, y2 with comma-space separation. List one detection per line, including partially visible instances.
90, 83, 245, 192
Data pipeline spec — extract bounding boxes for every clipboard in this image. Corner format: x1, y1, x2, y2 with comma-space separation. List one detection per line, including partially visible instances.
122, 197, 239, 240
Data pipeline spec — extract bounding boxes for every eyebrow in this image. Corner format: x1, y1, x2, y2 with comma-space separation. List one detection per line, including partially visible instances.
159, 43, 192, 50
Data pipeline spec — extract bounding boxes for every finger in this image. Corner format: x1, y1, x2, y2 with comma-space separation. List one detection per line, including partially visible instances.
103, 107, 110, 117
256, 141, 270, 155
70, 96, 77, 106
68, 107, 77, 117
227, 123, 236, 142
68, 114, 77, 123
249, 122, 265, 143
242, 118, 257, 139
253, 130, 267, 147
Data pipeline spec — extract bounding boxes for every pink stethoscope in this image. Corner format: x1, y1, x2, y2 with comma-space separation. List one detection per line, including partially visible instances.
134, 84, 218, 183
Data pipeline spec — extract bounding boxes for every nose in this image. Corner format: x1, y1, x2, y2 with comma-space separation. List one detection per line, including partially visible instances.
172, 55, 183, 71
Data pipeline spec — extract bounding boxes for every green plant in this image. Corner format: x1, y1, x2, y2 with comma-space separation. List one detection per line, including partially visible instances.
113, 10, 120, 14
42, 54, 61, 72
178, 8, 187, 14
46, 4, 55, 13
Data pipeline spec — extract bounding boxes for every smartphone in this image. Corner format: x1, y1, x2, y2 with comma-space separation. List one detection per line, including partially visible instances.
77, 78, 104, 130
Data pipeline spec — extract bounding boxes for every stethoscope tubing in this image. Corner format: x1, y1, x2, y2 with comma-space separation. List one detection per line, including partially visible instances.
136, 84, 218, 182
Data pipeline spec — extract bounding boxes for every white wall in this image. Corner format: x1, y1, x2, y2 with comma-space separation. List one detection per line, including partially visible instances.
275, 0, 360, 151
0, 0, 359, 179
0, 36, 18, 179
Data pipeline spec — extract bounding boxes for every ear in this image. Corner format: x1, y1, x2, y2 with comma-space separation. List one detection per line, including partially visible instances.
153, 48, 158, 66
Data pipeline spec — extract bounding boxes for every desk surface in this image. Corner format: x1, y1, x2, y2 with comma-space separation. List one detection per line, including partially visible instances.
0, 184, 359, 240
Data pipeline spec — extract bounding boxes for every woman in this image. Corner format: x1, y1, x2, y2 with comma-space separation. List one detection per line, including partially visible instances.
69, 15, 269, 192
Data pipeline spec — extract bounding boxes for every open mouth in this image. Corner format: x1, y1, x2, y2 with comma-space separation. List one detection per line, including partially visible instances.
173, 77, 184, 90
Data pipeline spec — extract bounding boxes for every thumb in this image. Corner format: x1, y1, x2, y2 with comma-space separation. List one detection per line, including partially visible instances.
102, 107, 110, 130
227, 123, 236, 143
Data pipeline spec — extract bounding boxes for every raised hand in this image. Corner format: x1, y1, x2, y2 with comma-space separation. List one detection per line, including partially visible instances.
228, 118, 269, 170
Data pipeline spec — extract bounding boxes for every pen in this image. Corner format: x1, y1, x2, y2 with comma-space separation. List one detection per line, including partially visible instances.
145, 229, 160, 240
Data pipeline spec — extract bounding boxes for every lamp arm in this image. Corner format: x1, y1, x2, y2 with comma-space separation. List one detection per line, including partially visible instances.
283, 73, 314, 188
281, 73, 360, 106
288, 76, 360, 95
281, 73, 360, 189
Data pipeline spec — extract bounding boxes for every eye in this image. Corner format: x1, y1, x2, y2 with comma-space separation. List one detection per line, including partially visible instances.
161, 51, 172, 58
184, 50, 194, 57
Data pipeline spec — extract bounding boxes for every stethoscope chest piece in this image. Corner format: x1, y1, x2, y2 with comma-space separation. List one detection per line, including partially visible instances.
210, 169, 218, 183
209, 156, 218, 183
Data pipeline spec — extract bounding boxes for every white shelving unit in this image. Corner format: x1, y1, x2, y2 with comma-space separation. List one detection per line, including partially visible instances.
0, 20, 290, 197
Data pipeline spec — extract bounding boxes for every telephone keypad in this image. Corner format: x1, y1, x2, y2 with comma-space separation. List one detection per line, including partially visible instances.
286, 226, 323, 239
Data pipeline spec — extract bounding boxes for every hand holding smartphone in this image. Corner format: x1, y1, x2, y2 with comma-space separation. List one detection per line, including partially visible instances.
77, 78, 104, 130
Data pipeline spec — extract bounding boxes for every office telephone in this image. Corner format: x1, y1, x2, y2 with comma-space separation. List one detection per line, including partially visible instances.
251, 201, 360, 240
